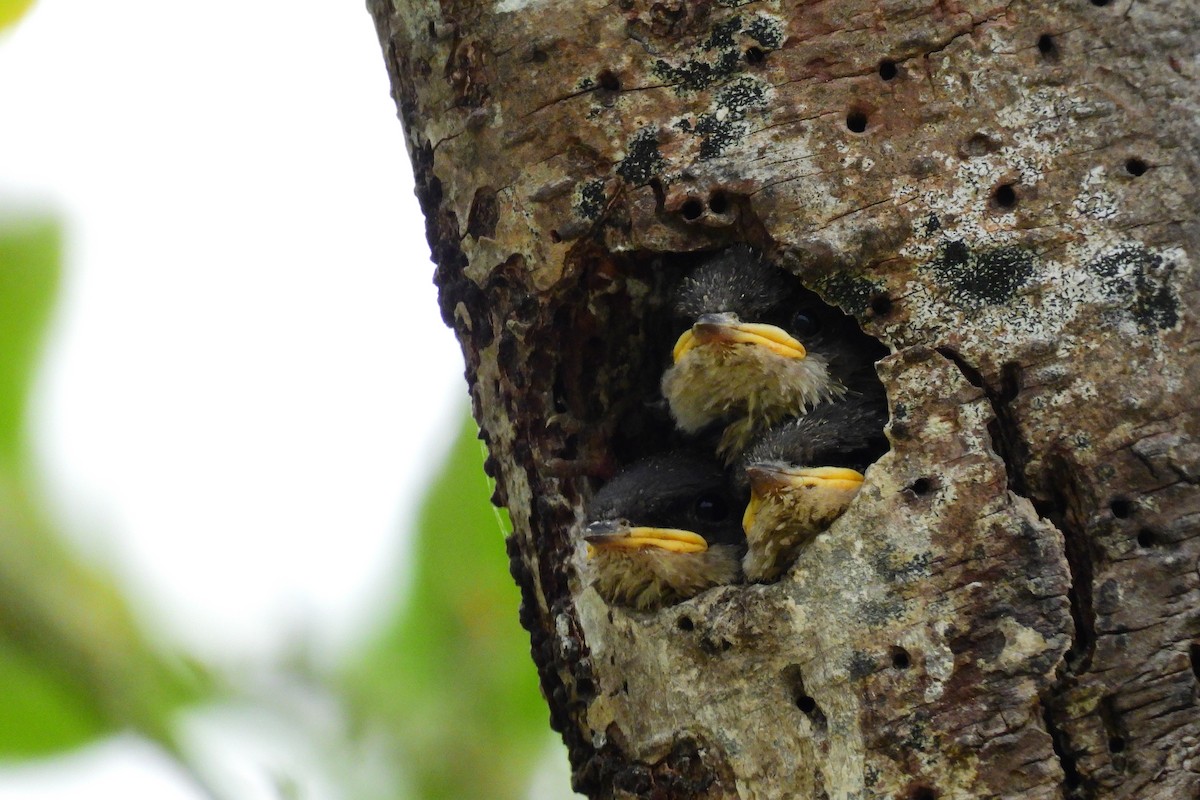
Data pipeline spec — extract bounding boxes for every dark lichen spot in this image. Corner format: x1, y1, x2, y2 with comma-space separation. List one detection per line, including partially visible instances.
575, 179, 608, 221
861, 599, 905, 625
928, 240, 1037, 307
704, 16, 743, 50
848, 650, 877, 679
1088, 244, 1180, 331
745, 14, 785, 50
922, 214, 941, 234
691, 76, 768, 159
814, 273, 881, 317
616, 127, 664, 186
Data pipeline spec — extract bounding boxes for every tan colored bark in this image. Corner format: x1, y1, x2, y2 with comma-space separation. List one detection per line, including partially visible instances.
368, 0, 1200, 797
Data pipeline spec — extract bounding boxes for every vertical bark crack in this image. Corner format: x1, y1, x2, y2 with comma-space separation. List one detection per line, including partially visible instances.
935, 346, 1097, 795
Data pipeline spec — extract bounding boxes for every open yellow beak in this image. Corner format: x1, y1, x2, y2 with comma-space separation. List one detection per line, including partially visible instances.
585, 524, 709, 556
741, 466, 865, 533
672, 315, 808, 363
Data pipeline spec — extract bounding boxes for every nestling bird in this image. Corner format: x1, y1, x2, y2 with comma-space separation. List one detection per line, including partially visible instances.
583, 452, 746, 611
662, 245, 886, 459
738, 396, 888, 582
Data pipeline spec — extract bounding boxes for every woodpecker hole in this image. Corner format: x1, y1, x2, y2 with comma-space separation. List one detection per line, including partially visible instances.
1110, 497, 1136, 518
890, 646, 911, 669
745, 46, 766, 65
598, 70, 621, 91
908, 477, 934, 496
1037, 34, 1058, 58
905, 786, 938, 800
795, 694, 816, 713
681, 198, 704, 220
1137, 527, 1159, 548
846, 110, 869, 133
676, 615, 695, 631
869, 292, 893, 316
708, 192, 729, 214
992, 183, 1018, 209
1125, 158, 1149, 176
1188, 641, 1200, 682
878, 59, 898, 80
1108, 736, 1126, 753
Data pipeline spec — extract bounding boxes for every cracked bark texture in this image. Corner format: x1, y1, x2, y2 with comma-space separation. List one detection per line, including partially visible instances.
368, 1, 1200, 797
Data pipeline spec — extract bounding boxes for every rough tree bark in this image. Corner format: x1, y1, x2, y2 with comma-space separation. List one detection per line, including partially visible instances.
368, 1, 1199, 797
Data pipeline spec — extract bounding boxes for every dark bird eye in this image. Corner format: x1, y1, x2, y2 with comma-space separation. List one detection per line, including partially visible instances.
789, 312, 821, 337
694, 493, 729, 522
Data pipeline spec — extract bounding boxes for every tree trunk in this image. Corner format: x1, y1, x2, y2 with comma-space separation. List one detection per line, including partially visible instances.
367, 1, 1200, 797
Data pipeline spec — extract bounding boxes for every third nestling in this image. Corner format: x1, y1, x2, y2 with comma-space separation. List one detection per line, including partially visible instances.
738, 395, 889, 582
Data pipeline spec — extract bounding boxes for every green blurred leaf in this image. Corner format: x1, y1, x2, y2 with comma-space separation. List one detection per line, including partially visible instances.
0, 214, 210, 759
0, 216, 59, 471
344, 415, 549, 800
0, 0, 35, 32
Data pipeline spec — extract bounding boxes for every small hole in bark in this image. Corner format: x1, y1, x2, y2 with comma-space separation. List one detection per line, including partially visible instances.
796, 694, 817, 713
1037, 34, 1058, 58
1110, 497, 1136, 518
676, 615, 694, 631
1188, 642, 1200, 681
576, 677, 595, 697
992, 183, 1018, 208
621, 680, 629, 694
908, 477, 934, 496
1137, 527, 1158, 548
846, 110, 869, 133
681, 198, 704, 220
598, 70, 621, 91
890, 646, 911, 669
878, 59, 898, 80
427, 20, 436, 39
708, 192, 729, 214
869, 292, 893, 316
549, 229, 562, 243
1108, 736, 1126, 753
745, 46, 766, 65
906, 788, 937, 800
1091, 0, 1111, 5
1125, 158, 1149, 176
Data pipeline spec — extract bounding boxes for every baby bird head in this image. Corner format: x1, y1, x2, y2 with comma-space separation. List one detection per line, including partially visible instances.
583, 452, 746, 610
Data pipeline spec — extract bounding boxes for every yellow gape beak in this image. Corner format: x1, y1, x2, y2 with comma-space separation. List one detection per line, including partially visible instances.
673, 315, 808, 363
585, 525, 709, 557
742, 466, 866, 533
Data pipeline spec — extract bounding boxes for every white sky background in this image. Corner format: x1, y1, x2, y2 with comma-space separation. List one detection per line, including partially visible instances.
0, 1, 485, 797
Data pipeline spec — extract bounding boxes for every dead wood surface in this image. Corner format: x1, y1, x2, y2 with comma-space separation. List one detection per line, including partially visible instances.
368, 0, 1200, 797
